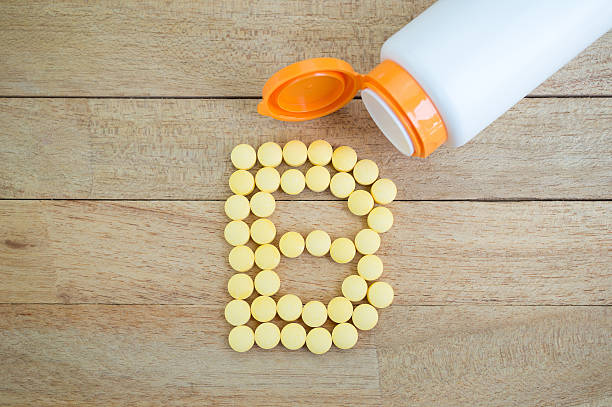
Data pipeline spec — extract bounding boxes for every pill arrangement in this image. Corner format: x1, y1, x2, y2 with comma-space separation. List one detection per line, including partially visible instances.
225, 140, 396, 354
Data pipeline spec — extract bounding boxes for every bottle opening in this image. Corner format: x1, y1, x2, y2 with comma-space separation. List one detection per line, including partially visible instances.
361, 88, 414, 156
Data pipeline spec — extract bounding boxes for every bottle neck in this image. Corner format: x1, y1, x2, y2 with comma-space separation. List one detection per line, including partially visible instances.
361, 60, 447, 158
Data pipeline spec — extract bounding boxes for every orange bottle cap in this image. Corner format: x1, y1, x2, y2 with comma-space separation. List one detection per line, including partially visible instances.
259, 58, 447, 157
258, 58, 362, 122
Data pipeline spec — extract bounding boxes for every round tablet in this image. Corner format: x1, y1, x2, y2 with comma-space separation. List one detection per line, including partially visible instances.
282, 140, 308, 167
342, 275, 368, 301
306, 327, 332, 355
250, 218, 276, 245
330, 237, 356, 264
332, 145, 357, 172
280, 169, 306, 195
279, 231, 305, 258
308, 140, 333, 165
228, 325, 254, 352
229, 170, 255, 196
354, 228, 381, 255
327, 296, 353, 323
227, 273, 254, 299
332, 323, 358, 349
254, 244, 281, 270
367, 281, 394, 308
250, 191, 275, 218
257, 142, 282, 167
371, 178, 397, 204
357, 255, 383, 281
228, 245, 254, 272
367, 206, 394, 233
255, 167, 281, 193
347, 190, 374, 216
231, 144, 256, 170
277, 294, 303, 321
301, 301, 327, 327
329, 172, 356, 198
224, 195, 250, 221
305, 230, 331, 257
224, 299, 251, 326
254, 269, 280, 296
352, 303, 378, 331
251, 295, 276, 322
224, 220, 250, 246
255, 322, 281, 349
305, 165, 331, 192
352, 159, 379, 185
280, 323, 307, 350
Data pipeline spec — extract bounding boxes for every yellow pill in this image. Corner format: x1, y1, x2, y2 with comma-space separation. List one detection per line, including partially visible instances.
352, 303, 378, 331
279, 231, 305, 258
367, 281, 394, 308
301, 301, 327, 327
342, 274, 368, 301
282, 140, 308, 166
228, 325, 255, 352
255, 322, 281, 349
228, 245, 254, 272
306, 327, 332, 355
255, 167, 281, 193
229, 169, 255, 196
254, 269, 280, 296
225, 299, 251, 326
327, 296, 353, 323
251, 295, 276, 322
305, 230, 331, 257
371, 178, 397, 204
250, 218, 276, 245
257, 142, 282, 167
254, 244, 280, 270
352, 159, 379, 185
277, 294, 303, 321
305, 165, 331, 192
250, 191, 275, 218
224, 220, 250, 246
329, 172, 356, 198
231, 144, 257, 170
357, 254, 383, 281
224, 194, 250, 220
308, 139, 333, 165
347, 190, 374, 216
280, 322, 307, 350
367, 206, 394, 233
280, 169, 305, 195
332, 323, 358, 349
330, 237, 356, 264
332, 145, 358, 172
354, 228, 381, 255
227, 273, 254, 299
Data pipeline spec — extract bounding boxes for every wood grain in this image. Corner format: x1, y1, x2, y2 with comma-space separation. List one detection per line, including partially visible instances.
1, 200, 609, 305
0, 1, 609, 97
1, 98, 610, 200
0, 304, 609, 406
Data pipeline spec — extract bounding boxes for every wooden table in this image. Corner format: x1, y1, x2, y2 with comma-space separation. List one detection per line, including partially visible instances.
0, 2, 610, 406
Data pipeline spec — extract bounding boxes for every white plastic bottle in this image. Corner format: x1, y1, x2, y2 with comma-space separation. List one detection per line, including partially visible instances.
259, 0, 612, 157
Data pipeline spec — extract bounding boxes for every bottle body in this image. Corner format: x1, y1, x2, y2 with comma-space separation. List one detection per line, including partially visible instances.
364, 0, 612, 155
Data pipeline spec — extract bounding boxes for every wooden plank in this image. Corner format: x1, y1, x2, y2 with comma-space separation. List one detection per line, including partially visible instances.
1, 200, 609, 305
1, 98, 610, 200
0, 304, 610, 406
0, 1, 609, 97
376, 305, 612, 407
0, 304, 380, 406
